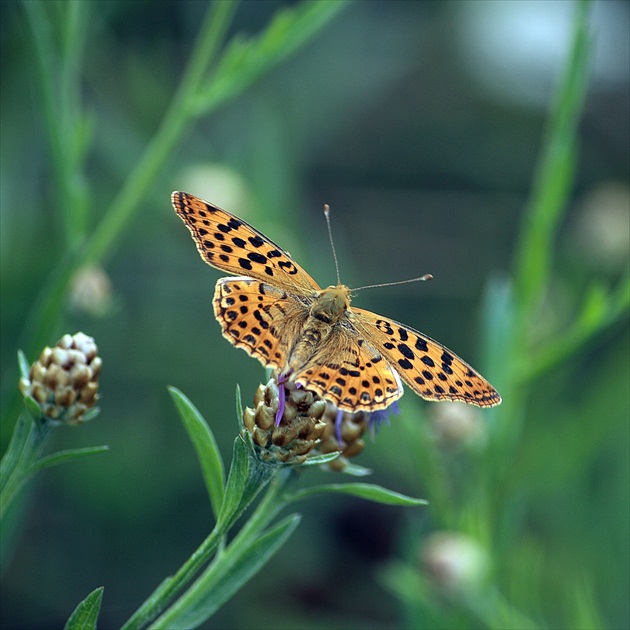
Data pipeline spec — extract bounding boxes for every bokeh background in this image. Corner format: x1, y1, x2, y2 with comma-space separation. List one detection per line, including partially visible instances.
1, 1, 628, 629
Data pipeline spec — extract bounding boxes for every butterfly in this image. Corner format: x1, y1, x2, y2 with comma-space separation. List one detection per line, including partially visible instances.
172, 191, 501, 413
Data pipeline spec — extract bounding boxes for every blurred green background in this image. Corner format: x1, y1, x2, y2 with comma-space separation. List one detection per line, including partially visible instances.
1, 1, 628, 629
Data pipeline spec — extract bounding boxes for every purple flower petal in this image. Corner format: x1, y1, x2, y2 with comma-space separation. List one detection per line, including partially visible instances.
276, 383, 286, 426
335, 409, 344, 445
369, 401, 399, 435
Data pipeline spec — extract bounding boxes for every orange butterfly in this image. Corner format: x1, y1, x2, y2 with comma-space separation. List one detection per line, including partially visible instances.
172, 191, 501, 414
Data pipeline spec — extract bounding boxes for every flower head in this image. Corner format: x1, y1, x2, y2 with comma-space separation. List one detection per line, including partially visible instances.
421, 531, 489, 598
243, 378, 327, 466
243, 375, 402, 470
428, 402, 485, 450
19, 332, 102, 425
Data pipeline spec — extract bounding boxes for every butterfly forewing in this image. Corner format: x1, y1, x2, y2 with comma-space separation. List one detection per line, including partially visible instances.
351, 307, 502, 407
172, 191, 320, 295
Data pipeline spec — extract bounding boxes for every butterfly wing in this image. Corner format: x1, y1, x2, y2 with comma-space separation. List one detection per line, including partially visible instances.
350, 307, 502, 408
292, 321, 404, 412
172, 191, 320, 295
213, 277, 311, 371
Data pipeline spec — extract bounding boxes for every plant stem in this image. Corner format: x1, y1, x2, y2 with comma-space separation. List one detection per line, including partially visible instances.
149, 470, 291, 629
120, 528, 225, 630
84, 0, 239, 267
122, 468, 290, 630
511, 0, 592, 342
0, 1, 238, 428
0, 416, 53, 522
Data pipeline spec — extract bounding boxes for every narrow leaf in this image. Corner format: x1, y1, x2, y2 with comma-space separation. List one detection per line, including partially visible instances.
217, 437, 275, 532
0, 415, 32, 486
24, 395, 44, 423
338, 462, 373, 477
193, 0, 349, 114
289, 483, 427, 506
215, 437, 248, 531
64, 586, 104, 630
299, 451, 341, 466
168, 387, 225, 518
27, 446, 109, 476
235, 384, 244, 429
512, 0, 592, 320
17, 349, 31, 380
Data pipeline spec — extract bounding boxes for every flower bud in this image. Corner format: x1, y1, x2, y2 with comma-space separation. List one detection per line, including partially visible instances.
317, 405, 370, 472
69, 265, 113, 316
19, 332, 101, 425
243, 378, 327, 466
421, 531, 489, 597
428, 402, 485, 450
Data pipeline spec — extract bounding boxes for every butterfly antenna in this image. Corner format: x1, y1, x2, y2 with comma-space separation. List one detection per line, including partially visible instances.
354, 274, 433, 292
324, 204, 342, 284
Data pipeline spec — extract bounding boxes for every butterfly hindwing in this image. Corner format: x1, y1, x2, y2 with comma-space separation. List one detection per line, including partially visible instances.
173, 191, 320, 295
351, 308, 502, 407
213, 277, 311, 371
293, 323, 404, 412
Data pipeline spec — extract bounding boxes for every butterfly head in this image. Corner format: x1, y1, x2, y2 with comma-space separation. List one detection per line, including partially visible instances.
311, 284, 351, 324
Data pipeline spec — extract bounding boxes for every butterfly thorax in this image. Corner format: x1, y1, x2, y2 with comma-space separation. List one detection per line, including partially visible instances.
286, 284, 351, 373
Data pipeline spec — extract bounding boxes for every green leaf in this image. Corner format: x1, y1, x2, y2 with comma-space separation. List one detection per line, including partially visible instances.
188, 514, 301, 622
216, 437, 249, 531
1, 415, 54, 522
27, 446, 109, 476
289, 483, 428, 506
193, 0, 349, 115
569, 576, 605, 630
216, 437, 275, 533
80, 407, 101, 423
23, 395, 44, 423
168, 387, 225, 519
521, 273, 630, 382
150, 514, 301, 629
337, 462, 373, 477
235, 384, 244, 430
63, 586, 104, 630
0, 415, 31, 489
299, 451, 341, 466
512, 0, 592, 324
17, 349, 31, 381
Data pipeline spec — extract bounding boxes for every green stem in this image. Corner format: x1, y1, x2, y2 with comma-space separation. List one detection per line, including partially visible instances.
121, 528, 225, 630
149, 470, 291, 629
122, 468, 289, 630
22, 0, 90, 245
84, 0, 239, 267
0, 1, 238, 428
501, 0, 591, 422
0, 416, 54, 522
511, 0, 591, 341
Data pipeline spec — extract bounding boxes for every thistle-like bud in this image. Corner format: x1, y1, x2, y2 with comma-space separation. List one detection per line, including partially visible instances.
421, 531, 489, 598
69, 265, 113, 316
243, 377, 384, 470
243, 379, 328, 466
317, 405, 370, 472
428, 402, 485, 450
19, 332, 101, 425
